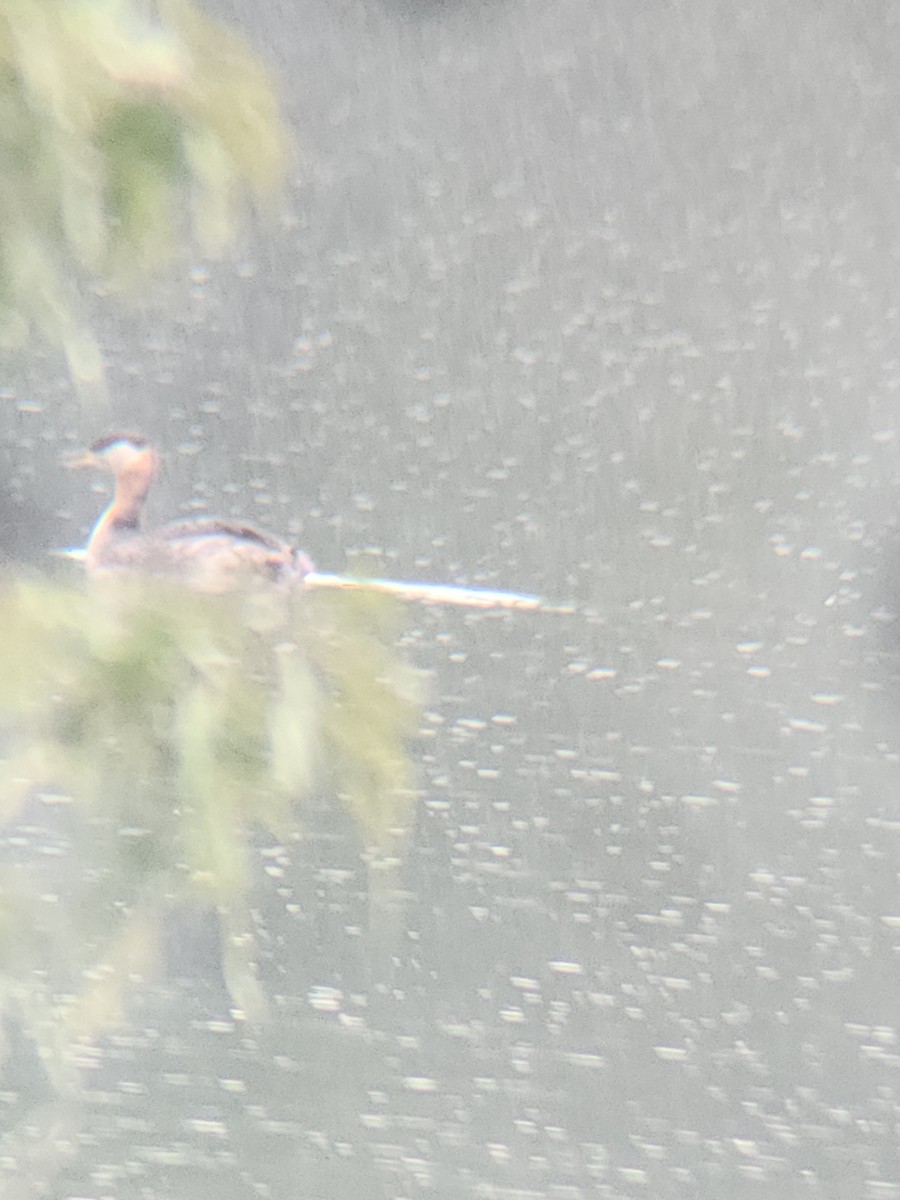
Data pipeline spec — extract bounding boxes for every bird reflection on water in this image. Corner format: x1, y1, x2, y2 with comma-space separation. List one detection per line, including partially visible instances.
65, 433, 542, 609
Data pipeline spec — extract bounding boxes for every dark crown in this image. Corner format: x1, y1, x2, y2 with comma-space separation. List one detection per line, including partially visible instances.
89, 432, 151, 453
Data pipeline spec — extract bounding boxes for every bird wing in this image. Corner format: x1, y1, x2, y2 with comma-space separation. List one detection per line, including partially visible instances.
157, 517, 293, 556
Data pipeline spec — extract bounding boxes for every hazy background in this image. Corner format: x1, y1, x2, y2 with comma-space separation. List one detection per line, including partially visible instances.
3, 2, 900, 1197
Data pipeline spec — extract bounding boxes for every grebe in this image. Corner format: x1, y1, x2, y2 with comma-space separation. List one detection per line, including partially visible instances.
67, 433, 542, 609
72, 433, 314, 592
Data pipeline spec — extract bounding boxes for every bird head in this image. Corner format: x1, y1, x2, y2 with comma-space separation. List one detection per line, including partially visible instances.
66, 433, 160, 489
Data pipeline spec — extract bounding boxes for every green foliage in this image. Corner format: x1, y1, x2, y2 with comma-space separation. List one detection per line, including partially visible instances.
0, 572, 421, 1047
0, 0, 288, 392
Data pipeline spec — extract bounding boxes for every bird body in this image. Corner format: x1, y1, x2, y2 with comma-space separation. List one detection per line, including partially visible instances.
74, 434, 313, 593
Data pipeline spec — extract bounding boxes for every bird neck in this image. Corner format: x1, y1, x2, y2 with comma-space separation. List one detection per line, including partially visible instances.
85, 466, 154, 565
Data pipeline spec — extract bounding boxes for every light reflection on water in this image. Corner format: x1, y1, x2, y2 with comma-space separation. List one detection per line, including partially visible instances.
4, 0, 900, 1194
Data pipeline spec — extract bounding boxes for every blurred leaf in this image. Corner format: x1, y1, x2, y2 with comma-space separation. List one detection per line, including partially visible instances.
66, 899, 161, 1042
303, 587, 423, 845
0, 570, 420, 1056
0, 0, 289, 397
